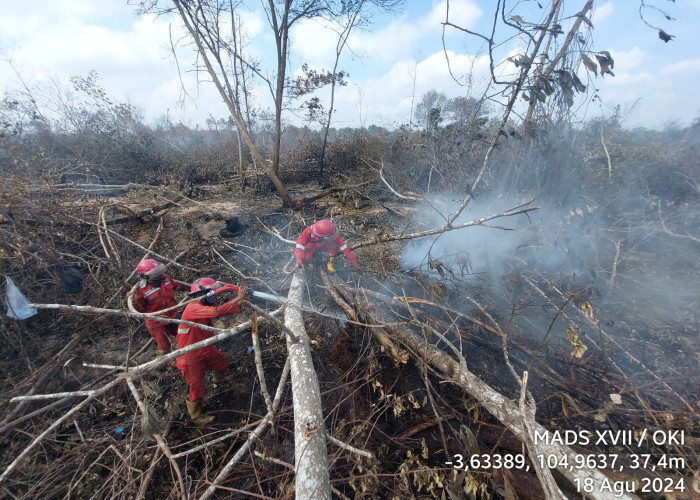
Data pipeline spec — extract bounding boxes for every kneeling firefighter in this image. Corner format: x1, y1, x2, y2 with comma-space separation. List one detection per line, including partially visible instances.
295, 219, 361, 272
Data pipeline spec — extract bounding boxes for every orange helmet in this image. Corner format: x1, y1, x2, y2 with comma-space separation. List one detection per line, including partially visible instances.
311, 219, 337, 239
136, 259, 165, 279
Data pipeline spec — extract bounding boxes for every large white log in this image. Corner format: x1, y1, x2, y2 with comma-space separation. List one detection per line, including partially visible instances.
284, 271, 331, 500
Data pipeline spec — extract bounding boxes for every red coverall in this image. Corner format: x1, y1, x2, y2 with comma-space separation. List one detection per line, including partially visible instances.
295, 226, 357, 265
131, 274, 188, 352
176, 300, 242, 402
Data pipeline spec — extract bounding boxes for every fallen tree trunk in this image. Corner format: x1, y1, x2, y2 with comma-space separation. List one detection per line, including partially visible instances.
319, 268, 408, 365
325, 277, 639, 500
284, 270, 331, 500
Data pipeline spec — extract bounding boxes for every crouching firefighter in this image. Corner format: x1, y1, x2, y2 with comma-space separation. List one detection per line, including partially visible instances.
295, 219, 362, 272
176, 277, 248, 425
129, 259, 189, 358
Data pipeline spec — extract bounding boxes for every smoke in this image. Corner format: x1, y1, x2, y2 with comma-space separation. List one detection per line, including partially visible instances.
401, 186, 699, 331
401, 193, 605, 283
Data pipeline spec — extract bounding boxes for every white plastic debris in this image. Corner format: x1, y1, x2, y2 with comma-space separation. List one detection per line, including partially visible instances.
5, 276, 38, 320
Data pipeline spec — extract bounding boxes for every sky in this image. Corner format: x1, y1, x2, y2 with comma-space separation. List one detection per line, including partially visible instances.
1, 0, 698, 131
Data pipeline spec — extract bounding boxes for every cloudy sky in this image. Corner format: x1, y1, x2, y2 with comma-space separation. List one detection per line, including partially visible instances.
1, 0, 698, 130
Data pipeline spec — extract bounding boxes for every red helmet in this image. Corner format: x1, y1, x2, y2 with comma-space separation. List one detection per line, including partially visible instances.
312, 219, 337, 238
136, 259, 165, 278
190, 277, 219, 295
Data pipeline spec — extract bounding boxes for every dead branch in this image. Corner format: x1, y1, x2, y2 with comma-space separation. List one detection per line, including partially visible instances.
609, 240, 621, 289
546, 282, 695, 412
12, 305, 283, 402
100, 206, 121, 266
136, 449, 164, 500
320, 268, 408, 365
125, 378, 185, 499
1, 257, 174, 427
96, 206, 112, 261
323, 280, 639, 500
211, 245, 260, 282
66, 213, 198, 271
0, 377, 123, 484
658, 204, 700, 243
170, 422, 257, 459
396, 415, 457, 441
375, 159, 421, 200
256, 216, 296, 245
295, 180, 373, 206
199, 358, 290, 500
244, 301, 299, 343
104, 194, 185, 225
518, 371, 566, 500
352, 200, 538, 250
327, 435, 373, 459
601, 123, 613, 178
250, 310, 273, 412
395, 296, 500, 336
2, 308, 283, 485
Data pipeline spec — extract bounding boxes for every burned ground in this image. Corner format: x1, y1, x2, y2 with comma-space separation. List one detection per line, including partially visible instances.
0, 122, 698, 499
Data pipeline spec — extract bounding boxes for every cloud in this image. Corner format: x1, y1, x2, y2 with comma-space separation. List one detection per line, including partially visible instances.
290, 17, 340, 65
610, 47, 647, 71
326, 49, 490, 128
413, 50, 491, 93
0, 3, 231, 125
591, 50, 700, 128
430, 0, 482, 31
660, 58, 700, 76
344, 0, 482, 63
2, 0, 697, 131
286, 0, 484, 127
591, 2, 614, 24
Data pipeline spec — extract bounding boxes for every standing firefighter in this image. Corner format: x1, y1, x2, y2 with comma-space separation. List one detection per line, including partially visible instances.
129, 259, 189, 357
176, 277, 248, 425
295, 219, 361, 272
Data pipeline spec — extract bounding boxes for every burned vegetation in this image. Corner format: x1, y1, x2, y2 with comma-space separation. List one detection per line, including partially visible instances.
0, 116, 698, 500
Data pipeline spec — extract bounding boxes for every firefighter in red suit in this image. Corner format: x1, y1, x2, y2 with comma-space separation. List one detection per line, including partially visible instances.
129, 259, 189, 357
177, 277, 248, 425
295, 219, 361, 272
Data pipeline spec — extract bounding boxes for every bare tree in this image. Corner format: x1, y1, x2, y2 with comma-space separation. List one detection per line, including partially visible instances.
319, 6, 361, 174
134, 0, 402, 206
314, 0, 403, 172
441, 0, 610, 129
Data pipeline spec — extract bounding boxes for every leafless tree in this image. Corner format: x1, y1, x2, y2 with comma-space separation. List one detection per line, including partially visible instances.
133, 0, 402, 206
442, 0, 609, 128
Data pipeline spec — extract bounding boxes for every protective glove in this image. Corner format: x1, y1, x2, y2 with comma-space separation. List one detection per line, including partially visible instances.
352, 262, 362, 272
327, 256, 336, 273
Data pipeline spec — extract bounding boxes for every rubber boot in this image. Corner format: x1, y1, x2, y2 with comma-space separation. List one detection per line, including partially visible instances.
186, 400, 215, 425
